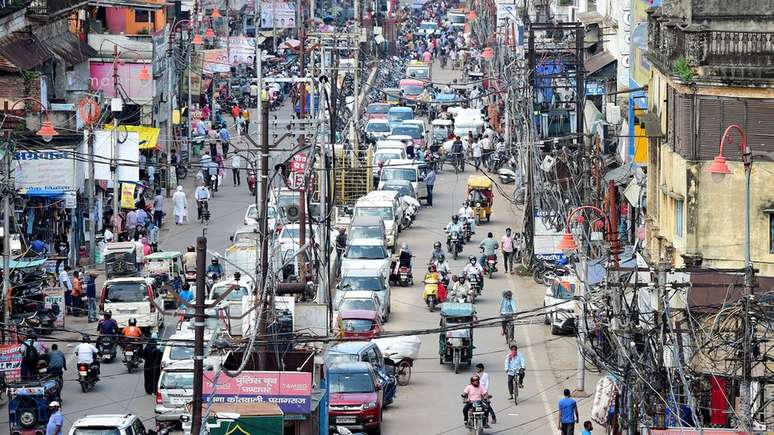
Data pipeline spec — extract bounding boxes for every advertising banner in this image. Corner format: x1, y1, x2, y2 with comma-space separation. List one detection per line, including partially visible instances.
14, 149, 77, 194
260, 2, 296, 29
203, 371, 312, 414
88, 131, 140, 182
203, 49, 230, 73
90, 62, 154, 102
121, 183, 136, 209
43, 286, 65, 327
228, 36, 257, 65
0, 343, 23, 381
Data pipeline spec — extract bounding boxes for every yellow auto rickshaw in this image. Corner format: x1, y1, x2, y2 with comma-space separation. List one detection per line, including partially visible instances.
467, 175, 494, 224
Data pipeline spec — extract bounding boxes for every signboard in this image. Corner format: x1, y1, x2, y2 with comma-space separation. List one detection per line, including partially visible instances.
203, 371, 312, 414
260, 2, 296, 29
496, 2, 519, 22
43, 286, 65, 327
90, 62, 154, 102
0, 343, 23, 381
203, 49, 230, 74
289, 153, 307, 191
88, 131, 140, 182
228, 37, 257, 65
14, 150, 77, 194
121, 183, 136, 209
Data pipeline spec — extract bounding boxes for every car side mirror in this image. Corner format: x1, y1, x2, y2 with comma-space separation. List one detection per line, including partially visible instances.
229, 236, 234, 241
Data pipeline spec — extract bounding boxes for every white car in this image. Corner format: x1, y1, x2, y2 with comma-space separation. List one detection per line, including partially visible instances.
373, 148, 407, 168
160, 330, 224, 369
340, 239, 392, 279
206, 277, 253, 336
243, 203, 278, 229
230, 225, 259, 245
100, 277, 164, 331
418, 20, 439, 36
543, 276, 580, 335
69, 414, 149, 435
336, 272, 392, 322
366, 119, 392, 140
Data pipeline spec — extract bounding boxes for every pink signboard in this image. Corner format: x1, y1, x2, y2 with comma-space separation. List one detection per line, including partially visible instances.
203, 371, 312, 414
89, 62, 153, 101
0, 343, 23, 382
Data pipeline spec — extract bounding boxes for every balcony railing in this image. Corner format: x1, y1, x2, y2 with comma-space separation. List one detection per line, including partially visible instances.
28, 0, 87, 17
646, 8, 774, 79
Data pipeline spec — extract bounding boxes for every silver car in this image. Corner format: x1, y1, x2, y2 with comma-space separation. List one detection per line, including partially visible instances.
337, 271, 392, 322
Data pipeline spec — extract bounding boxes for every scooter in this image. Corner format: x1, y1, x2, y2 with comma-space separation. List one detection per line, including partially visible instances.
422, 275, 441, 312
122, 341, 142, 374
97, 335, 117, 362
398, 266, 413, 287
498, 167, 516, 184
447, 231, 463, 260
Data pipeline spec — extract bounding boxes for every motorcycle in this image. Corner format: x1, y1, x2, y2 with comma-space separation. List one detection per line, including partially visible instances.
468, 272, 483, 296
485, 254, 497, 279
397, 266, 413, 287
122, 341, 142, 373
532, 260, 571, 286
487, 148, 506, 172
422, 276, 441, 312
498, 167, 516, 184
77, 362, 99, 392
447, 231, 463, 260
464, 399, 488, 435
97, 335, 117, 362
462, 221, 472, 242
247, 169, 257, 195
184, 270, 197, 283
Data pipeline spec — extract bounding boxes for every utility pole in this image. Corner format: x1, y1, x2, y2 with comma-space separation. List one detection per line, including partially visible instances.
2, 134, 11, 341
112, 45, 120, 225
257, 91, 270, 370
166, 30, 175, 198
351, 0, 360, 149
87, 128, 96, 265
297, 1, 308, 273
191, 235, 207, 435
187, 41, 192, 160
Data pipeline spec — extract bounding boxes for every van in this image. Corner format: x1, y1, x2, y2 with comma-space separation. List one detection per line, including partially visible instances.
399, 79, 425, 106
377, 159, 428, 201
100, 277, 164, 332
348, 215, 387, 245
387, 106, 414, 130
206, 276, 253, 336
365, 190, 404, 228
155, 361, 217, 425
353, 196, 399, 249
365, 119, 392, 140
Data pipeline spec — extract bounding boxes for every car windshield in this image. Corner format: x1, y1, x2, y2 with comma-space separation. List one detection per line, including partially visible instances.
433, 127, 449, 138
326, 352, 359, 365
340, 276, 384, 291
388, 111, 413, 122
73, 429, 122, 435
233, 231, 259, 244
210, 284, 250, 301
367, 104, 389, 114
382, 184, 411, 196
375, 152, 402, 164
381, 168, 417, 182
104, 282, 146, 302
340, 299, 377, 312
169, 342, 209, 360
330, 372, 375, 394
280, 227, 302, 240
276, 194, 300, 209
247, 206, 276, 220
160, 371, 194, 389
391, 126, 422, 138
346, 245, 387, 260
341, 318, 375, 332
354, 207, 393, 220
401, 85, 423, 95
366, 122, 391, 133
349, 226, 384, 240
449, 14, 465, 23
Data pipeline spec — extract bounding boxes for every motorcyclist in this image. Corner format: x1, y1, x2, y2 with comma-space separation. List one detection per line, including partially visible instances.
445, 215, 463, 250
434, 254, 451, 284
423, 264, 446, 302
395, 242, 413, 278
449, 274, 471, 302
183, 245, 197, 273
75, 335, 100, 379
451, 136, 464, 169
458, 201, 476, 235
504, 344, 527, 399
122, 318, 143, 339
463, 255, 484, 279
479, 232, 499, 267
206, 258, 225, 276
462, 375, 491, 428
500, 290, 517, 335
97, 311, 119, 336
431, 241, 445, 263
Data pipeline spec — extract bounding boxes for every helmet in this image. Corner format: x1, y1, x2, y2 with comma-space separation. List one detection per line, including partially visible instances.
469, 256, 477, 263
503, 290, 513, 298
433, 241, 442, 250
438, 254, 445, 262
104, 311, 112, 318
187, 245, 195, 252
211, 258, 219, 264
128, 318, 137, 326
451, 215, 459, 223
401, 242, 409, 252
459, 275, 466, 282
82, 335, 91, 343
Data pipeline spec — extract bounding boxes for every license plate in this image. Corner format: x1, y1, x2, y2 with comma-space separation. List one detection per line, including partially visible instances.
170, 397, 188, 405
488, 260, 495, 264
125, 351, 134, 356
79, 370, 87, 376
336, 416, 357, 424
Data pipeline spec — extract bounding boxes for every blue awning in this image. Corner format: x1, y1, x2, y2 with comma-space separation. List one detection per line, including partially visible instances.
0, 258, 47, 269
18, 189, 68, 198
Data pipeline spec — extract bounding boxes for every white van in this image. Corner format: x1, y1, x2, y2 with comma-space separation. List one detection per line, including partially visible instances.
354, 196, 399, 249
377, 158, 428, 201
206, 276, 253, 336
100, 277, 164, 331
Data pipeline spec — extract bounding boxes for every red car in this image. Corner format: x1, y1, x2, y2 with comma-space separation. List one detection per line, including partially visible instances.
328, 362, 384, 433
366, 102, 390, 120
337, 309, 382, 339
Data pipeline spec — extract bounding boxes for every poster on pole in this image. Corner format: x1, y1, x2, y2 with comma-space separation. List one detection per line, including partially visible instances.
260, 2, 296, 29
0, 343, 23, 382
228, 37, 257, 65
120, 183, 136, 209
43, 287, 65, 327
203, 49, 230, 73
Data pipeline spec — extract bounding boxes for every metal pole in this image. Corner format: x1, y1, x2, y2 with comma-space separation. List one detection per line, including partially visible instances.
88, 129, 96, 265
166, 32, 174, 198
112, 45, 120, 229
740, 163, 753, 430
298, 12, 307, 271
226, 0, 231, 91
187, 43, 193, 160
272, 0, 277, 52
575, 254, 587, 393
352, 0, 360, 148
257, 93, 270, 371
2, 137, 11, 341
191, 235, 207, 435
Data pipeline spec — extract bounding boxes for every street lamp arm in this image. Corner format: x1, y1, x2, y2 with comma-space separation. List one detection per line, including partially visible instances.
718, 124, 752, 168
564, 205, 610, 233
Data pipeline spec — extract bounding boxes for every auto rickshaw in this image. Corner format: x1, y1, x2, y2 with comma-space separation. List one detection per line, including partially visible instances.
431, 119, 453, 149
8, 378, 60, 435
438, 302, 476, 373
384, 87, 401, 105
104, 242, 138, 278
143, 251, 185, 309
467, 175, 494, 224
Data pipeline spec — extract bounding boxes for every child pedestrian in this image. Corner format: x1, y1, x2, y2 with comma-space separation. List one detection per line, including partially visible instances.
582, 421, 593, 435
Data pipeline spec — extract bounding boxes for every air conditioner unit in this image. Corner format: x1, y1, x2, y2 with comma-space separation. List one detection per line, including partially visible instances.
605, 103, 621, 124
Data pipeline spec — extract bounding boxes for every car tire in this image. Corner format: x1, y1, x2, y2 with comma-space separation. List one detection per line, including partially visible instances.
369, 421, 382, 435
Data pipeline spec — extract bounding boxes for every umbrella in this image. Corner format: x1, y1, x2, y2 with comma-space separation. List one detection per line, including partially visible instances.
279, 39, 301, 50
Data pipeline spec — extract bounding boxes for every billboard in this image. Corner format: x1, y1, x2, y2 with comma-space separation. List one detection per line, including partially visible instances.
14, 149, 77, 194
203, 49, 230, 73
89, 62, 154, 102
0, 344, 22, 381
260, 1, 296, 29
228, 36, 257, 65
203, 371, 312, 414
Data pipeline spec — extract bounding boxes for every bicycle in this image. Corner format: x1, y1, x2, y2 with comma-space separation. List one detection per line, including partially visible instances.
197, 199, 210, 224
511, 368, 525, 405
504, 316, 514, 346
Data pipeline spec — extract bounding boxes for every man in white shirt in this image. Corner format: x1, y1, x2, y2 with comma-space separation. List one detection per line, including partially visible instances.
195, 182, 211, 222
475, 363, 496, 424
59, 267, 73, 315
472, 140, 482, 169
134, 237, 144, 273
103, 226, 114, 243
458, 201, 476, 234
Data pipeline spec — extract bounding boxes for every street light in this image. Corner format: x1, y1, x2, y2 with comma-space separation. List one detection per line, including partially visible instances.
9, 97, 59, 141
205, 27, 216, 39
192, 33, 204, 45
481, 47, 495, 60
211, 8, 222, 18
137, 66, 152, 82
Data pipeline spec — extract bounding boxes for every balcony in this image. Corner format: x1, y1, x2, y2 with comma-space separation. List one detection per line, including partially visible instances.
646, 8, 774, 82
27, 0, 88, 18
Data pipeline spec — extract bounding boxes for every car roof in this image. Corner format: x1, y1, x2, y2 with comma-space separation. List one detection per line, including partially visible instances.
328, 361, 374, 373
341, 267, 384, 278
381, 179, 411, 186
105, 277, 152, 284
339, 309, 379, 319
340, 290, 380, 299
348, 238, 386, 246
330, 341, 374, 354
382, 158, 417, 167
72, 414, 136, 428
367, 118, 389, 124
388, 106, 413, 112
350, 215, 385, 226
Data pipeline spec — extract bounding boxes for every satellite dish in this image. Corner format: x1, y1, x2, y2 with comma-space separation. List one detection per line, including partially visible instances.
283, 204, 300, 222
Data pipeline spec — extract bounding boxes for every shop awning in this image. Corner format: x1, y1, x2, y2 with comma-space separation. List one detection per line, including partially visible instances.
0, 32, 50, 70
585, 50, 615, 75
0, 257, 47, 269
103, 125, 160, 150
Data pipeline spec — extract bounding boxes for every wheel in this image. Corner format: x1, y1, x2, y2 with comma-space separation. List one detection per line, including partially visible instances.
542, 271, 557, 286
551, 324, 561, 335
453, 249, 458, 260
396, 360, 412, 386
18, 409, 36, 428
488, 269, 493, 279
428, 297, 436, 312
453, 349, 461, 374
80, 380, 88, 393
532, 268, 544, 284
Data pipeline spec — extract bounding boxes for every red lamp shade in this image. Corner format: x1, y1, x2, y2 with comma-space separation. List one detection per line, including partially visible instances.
192, 33, 204, 45
707, 154, 732, 174
593, 220, 605, 231
574, 215, 586, 224
482, 47, 495, 60
467, 10, 477, 21
36, 120, 59, 140
557, 231, 578, 251
205, 27, 216, 38
137, 66, 152, 81
211, 8, 222, 17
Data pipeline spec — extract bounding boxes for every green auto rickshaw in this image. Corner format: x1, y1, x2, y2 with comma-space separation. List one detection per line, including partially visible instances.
439, 302, 476, 373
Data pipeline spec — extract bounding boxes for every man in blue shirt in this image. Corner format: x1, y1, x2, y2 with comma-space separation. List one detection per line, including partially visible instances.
424, 168, 436, 206
558, 388, 579, 435
218, 126, 231, 158
178, 283, 194, 309
30, 235, 48, 255
46, 401, 63, 435
85, 272, 98, 322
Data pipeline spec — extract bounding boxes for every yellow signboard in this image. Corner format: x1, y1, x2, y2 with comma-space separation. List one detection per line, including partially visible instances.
120, 183, 136, 209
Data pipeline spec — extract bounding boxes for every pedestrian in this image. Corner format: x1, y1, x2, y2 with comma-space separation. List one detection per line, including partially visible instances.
558, 388, 579, 435
103, 224, 114, 243
18, 334, 39, 380
146, 221, 159, 252
147, 158, 156, 186
46, 343, 66, 379
231, 153, 242, 186
134, 234, 145, 273
139, 153, 147, 180
581, 421, 593, 435
58, 266, 72, 315
142, 336, 163, 394
45, 401, 63, 435
126, 208, 138, 241
218, 125, 231, 158
136, 206, 148, 227
230, 103, 240, 123
242, 108, 250, 133
153, 189, 164, 228
425, 167, 436, 206
54, 234, 69, 273
235, 113, 245, 136
501, 227, 515, 274
208, 126, 219, 156
30, 234, 48, 255
173, 186, 188, 225
71, 271, 83, 315
86, 272, 98, 322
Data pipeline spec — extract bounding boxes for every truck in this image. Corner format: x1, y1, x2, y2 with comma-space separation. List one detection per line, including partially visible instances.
405, 60, 431, 82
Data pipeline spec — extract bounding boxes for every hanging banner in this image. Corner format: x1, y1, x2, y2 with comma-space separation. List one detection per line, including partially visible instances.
43, 287, 65, 327
14, 149, 77, 194
203, 371, 312, 414
228, 36, 257, 65
87, 131, 141, 182
203, 49, 230, 73
260, 2, 296, 29
120, 183, 136, 209
0, 343, 23, 382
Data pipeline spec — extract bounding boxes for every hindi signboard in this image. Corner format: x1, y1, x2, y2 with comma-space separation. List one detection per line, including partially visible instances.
43, 286, 65, 327
203, 371, 312, 414
0, 343, 23, 382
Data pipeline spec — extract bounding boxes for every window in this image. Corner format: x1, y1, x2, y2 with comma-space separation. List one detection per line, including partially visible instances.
674, 199, 684, 238
135, 9, 151, 22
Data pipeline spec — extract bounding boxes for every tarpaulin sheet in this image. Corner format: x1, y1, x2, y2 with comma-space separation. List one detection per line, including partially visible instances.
104, 125, 160, 150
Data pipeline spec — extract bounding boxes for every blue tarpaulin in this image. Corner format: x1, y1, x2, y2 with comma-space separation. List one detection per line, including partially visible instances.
0, 258, 47, 269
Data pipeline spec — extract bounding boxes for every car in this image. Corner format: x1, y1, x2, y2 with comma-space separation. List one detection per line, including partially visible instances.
99, 277, 164, 332
335, 290, 383, 321
325, 342, 397, 406
206, 277, 252, 336
277, 223, 319, 247
375, 139, 407, 153
402, 119, 428, 144
543, 276, 579, 335
160, 331, 218, 369
391, 123, 425, 148
338, 270, 391, 322
417, 20, 439, 36
347, 215, 387, 245
328, 362, 384, 433
353, 197, 400, 250
155, 360, 216, 425
336, 309, 382, 339
365, 119, 392, 140
366, 102, 390, 120
68, 414, 149, 435
230, 225, 259, 246
377, 159, 428, 201
387, 106, 414, 130
243, 203, 278, 229
447, 9, 467, 29
340, 239, 392, 279
379, 179, 417, 201
373, 148, 407, 169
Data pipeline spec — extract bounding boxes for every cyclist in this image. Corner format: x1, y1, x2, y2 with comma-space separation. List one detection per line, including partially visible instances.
504, 344, 526, 400
499, 290, 517, 336
194, 181, 210, 222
